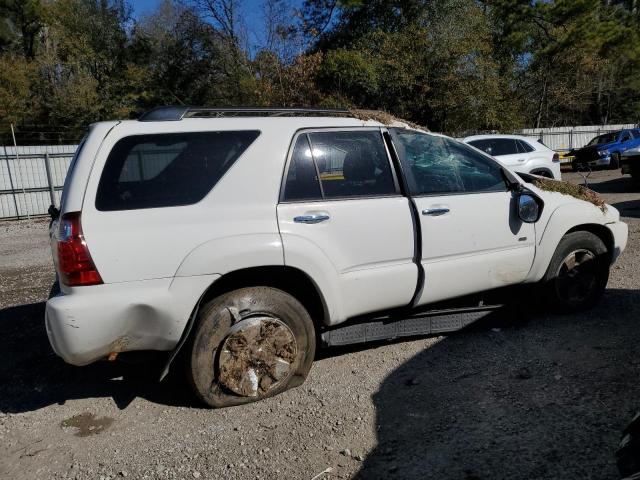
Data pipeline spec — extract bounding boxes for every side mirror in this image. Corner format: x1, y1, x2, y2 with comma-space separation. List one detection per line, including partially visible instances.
518, 192, 543, 223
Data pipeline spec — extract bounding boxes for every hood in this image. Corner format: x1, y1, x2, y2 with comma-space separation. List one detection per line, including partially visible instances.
516, 172, 617, 221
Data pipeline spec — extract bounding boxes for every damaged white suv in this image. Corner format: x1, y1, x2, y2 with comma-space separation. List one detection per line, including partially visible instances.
46, 107, 628, 408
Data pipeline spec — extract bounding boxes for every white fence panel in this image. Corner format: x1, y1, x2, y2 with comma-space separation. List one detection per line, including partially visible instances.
518, 124, 638, 151
0, 145, 77, 219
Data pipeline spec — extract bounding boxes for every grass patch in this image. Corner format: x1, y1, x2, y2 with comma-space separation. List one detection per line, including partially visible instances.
532, 177, 607, 212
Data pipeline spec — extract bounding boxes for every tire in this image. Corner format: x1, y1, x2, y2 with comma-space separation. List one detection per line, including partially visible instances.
541, 231, 609, 312
571, 161, 579, 172
610, 152, 620, 170
187, 287, 316, 408
617, 412, 640, 479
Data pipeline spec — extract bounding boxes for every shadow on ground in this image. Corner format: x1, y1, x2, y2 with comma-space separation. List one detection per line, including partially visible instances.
583, 175, 638, 194
355, 289, 640, 480
0, 302, 196, 413
612, 200, 640, 219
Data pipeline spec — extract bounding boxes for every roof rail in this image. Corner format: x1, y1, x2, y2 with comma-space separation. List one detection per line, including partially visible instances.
138, 106, 351, 122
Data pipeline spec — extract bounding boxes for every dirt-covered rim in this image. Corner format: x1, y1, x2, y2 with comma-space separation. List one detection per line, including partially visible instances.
554, 249, 598, 305
217, 316, 298, 398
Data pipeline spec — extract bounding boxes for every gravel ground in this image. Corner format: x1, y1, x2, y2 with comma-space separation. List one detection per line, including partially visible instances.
0, 169, 639, 480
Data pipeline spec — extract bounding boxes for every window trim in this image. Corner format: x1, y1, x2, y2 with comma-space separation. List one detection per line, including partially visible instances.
95, 129, 261, 212
516, 139, 535, 153
388, 128, 511, 199
278, 127, 403, 204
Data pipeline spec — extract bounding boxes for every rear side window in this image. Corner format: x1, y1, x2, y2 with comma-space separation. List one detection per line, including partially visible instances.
96, 131, 259, 211
282, 130, 397, 201
468, 138, 518, 156
282, 135, 322, 201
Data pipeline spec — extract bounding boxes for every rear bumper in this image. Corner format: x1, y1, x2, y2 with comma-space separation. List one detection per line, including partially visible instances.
606, 221, 628, 264
45, 274, 219, 366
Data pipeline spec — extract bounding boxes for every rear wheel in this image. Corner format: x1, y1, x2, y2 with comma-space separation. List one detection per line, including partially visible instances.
541, 231, 609, 312
187, 287, 316, 408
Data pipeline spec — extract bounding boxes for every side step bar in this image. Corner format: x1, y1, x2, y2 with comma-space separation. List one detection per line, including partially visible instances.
321, 305, 503, 347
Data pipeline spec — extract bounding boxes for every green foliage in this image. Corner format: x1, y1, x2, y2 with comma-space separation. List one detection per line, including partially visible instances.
0, 0, 639, 143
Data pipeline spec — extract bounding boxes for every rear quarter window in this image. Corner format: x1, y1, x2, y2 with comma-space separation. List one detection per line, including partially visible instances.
517, 139, 535, 153
95, 131, 260, 211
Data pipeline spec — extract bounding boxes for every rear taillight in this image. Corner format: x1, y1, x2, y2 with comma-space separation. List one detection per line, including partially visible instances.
57, 212, 103, 287
552, 153, 560, 163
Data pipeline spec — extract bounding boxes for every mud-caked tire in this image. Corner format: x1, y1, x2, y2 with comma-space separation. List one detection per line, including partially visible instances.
541, 231, 609, 313
187, 287, 316, 408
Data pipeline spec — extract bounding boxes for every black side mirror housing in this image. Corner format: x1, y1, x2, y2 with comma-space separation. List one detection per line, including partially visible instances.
517, 191, 544, 223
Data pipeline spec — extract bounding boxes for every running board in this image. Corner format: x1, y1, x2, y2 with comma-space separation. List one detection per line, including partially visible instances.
320, 305, 503, 347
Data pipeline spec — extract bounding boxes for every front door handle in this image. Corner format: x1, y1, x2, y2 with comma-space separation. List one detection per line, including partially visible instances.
294, 214, 330, 224
422, 208, 450, 216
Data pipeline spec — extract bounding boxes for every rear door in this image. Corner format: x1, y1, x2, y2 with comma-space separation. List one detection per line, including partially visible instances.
390, 130, 535, 305
469, 138, 527, 168
277, 128, 418, 320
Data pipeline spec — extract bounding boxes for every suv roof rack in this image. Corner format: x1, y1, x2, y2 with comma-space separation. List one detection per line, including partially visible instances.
138, 106, 351, 122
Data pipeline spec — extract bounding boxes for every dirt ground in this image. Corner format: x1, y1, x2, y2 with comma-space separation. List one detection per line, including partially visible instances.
1, 169, 639, 480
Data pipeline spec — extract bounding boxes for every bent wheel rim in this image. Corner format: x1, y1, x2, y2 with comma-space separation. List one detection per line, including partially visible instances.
218, 316, 297, 397
555, 249, 597, 305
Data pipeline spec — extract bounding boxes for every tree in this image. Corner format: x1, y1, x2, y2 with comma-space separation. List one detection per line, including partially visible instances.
0, 0, 45, 58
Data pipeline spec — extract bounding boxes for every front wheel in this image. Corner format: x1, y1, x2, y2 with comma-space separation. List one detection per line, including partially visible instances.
187, 287, 316, 408
541, 231, 609, 312
610, 152, 620, 170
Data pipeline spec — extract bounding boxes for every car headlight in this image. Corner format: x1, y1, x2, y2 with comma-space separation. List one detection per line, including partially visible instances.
623, 146, 640, 157
598, 149, 609, 157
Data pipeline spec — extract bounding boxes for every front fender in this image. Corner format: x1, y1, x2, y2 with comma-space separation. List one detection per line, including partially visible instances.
526, 201, 613, 282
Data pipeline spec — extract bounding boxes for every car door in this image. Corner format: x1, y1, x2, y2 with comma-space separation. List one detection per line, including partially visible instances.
493, 138, 530, 168
389, 129, 535, 305
619, 130, 634, 151
277, 128, 418, 320
469, 138, 526, 168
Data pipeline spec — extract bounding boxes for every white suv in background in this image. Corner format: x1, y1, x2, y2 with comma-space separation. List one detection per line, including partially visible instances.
46, 107, 626, 408
463, 134, 561, 180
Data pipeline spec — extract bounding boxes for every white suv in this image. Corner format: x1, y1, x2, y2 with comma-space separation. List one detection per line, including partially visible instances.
46, 107, 627, 408
463, 134, 561, 180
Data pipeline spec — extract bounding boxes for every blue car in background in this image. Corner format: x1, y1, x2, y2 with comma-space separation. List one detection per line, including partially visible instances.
571, 128, 640, 170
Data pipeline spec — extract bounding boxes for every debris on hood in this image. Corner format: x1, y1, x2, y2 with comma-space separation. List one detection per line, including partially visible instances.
532, 177, 607, 212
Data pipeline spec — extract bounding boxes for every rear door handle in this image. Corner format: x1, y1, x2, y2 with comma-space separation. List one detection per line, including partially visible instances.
294, 214, 330, 224
422, 208, 450, 216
